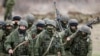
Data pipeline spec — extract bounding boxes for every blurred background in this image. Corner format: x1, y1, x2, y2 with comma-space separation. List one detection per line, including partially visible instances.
0, 0, 100, 21
0, 0, 100, 56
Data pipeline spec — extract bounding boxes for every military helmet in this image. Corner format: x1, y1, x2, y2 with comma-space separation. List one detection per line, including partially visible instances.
25, 14, 35, 23
60, 16, 69, 22
78, 25, 91, 34
6, 20, 13, 26
46, 20, 56, 27
12, 16, 21, 21
36, 20, 45, 27
19, 20, 28, 28
68, 19, 78, 26
43, 18, 50, 24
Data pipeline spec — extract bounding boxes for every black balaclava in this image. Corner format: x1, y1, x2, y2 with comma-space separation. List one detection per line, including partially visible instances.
77, 31, 88, 39
36, 24, 45, 34
28, 22, 33, 29
69, 23, 78, 33
6, 25, 13, 35
18, 26, 27, 34
61, 21, 67, 28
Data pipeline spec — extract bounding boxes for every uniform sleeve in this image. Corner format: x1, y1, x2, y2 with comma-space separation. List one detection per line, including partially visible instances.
59, 31, 65, 39
4, 33, 13, 51
34, 34, 42, 56
69, 31, 78, 39
28, 33, 35, 56
58, 33, 66, 56
87, 38, 92, 56
0, 30, 4, 40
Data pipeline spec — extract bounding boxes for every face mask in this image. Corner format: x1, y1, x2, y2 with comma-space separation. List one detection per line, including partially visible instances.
19, 29, 26, 34
28, 23, 33, 28
70, 26, 77, 33
14, 22, 18, 28
82, 32, 88, 37
6, 28, 12, 32
37, 29, 42, 34
61, 21, 67, 25
46, 25, 55, 33
47, 28, 53, 32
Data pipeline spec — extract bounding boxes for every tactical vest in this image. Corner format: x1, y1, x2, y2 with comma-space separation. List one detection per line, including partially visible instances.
70, 36, 90, 56
63, 28, 74, 50
13, 32, 30, 56
41, 31, 60, 55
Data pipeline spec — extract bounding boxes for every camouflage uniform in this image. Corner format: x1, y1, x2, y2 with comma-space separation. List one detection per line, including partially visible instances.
0, 21, 6, 56
69, 25, 92, 56
2, 20, 14, 55
56, 16, 69, 31
25, 14, 35, 32
59, 19, 78, 56
29, 20, 45, 39
4, 20, 33, 56
4, 0, 15, 20
34, 20, 65, 56
3, 20, 14, 38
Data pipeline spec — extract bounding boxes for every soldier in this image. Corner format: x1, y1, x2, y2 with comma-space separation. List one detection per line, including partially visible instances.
2, 20, 14, 55
56, 16, 69, 31
0, 21, 5, 40
0, 21, 5, 56
12, 16, 21, 29
25, 14, 35, 30
3, 20, 14, 37
4, 0, 15, 20
4, 20, 32, 56
59, 19, 79, 56
34, 20, 65, 56
67, 25, 92, 56
29, 20, 45, 39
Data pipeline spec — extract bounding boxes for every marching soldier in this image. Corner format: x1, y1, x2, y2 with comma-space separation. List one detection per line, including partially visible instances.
34, 20, 66, 56
0, 21, 5, 56
67, 25, 92, 56
56, 16, 69, 31
4, 20, 32, 56
29, 20, 45, 39
3, 20, 14, 37
2, 20, 14, 56
4, 0, 15, 21
60, 19, 79, 56
25, 14, 35, 31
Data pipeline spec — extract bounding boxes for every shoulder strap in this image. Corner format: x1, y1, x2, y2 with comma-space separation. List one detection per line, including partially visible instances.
42, 34, 55, 56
